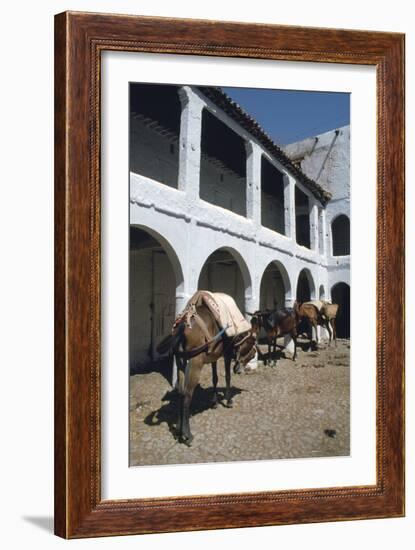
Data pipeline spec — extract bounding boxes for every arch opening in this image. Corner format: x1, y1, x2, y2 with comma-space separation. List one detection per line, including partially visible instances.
129, 226, 184, 372
261, 157, 285, 235
260, 261, 291, 311
197, 248, 251, 313
331, 282, 350, 338
332, 214, 350, 256
296, 268, 316, 302
295, 186, 311, 249
200, 109, 247, 217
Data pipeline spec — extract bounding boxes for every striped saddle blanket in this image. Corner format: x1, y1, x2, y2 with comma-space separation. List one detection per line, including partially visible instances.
174, 290, 251, 338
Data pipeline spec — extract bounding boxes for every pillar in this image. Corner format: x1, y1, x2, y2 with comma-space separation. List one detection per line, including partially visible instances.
310, 201, 319, 252
244, 293, 259, 318
321, 208, 328, 258
284, 175, 296, 242
177, 86, 205, 200
171, 290, 193, 388
175, 291, 192, 317
245, 141, 262, 228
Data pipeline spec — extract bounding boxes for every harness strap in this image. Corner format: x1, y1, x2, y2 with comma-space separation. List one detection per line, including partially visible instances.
233, 332, 252, 349
176, 325, 228, 360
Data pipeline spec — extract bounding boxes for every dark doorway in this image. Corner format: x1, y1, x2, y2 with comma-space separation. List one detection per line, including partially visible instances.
129, 227, 177, 371
260, 261, 288, 311
331, 282, 350, 338
297, 269, 313, 303
198, 249, 246, 313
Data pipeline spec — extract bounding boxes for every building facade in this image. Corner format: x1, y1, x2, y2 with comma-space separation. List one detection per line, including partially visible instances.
129, 84, 350, 371
284, 126, 351, 338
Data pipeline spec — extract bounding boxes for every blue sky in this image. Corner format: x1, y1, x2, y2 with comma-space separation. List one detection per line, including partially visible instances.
221, 87, 350, 146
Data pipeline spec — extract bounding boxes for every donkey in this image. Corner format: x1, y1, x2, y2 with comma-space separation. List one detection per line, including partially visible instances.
294, 301, 339, 348
321, 302, 339, 346
157, 302, 256, 446
251, 308, 298, 366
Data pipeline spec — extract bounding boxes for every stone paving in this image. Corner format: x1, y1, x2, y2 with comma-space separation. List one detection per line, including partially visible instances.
129, 339, 350, 466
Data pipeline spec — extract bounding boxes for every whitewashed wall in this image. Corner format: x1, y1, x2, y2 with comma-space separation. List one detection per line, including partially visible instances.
129, 85, 339, 367
130, 117, 179, 189
284, 126, 351, 293
200, 156, 246, 216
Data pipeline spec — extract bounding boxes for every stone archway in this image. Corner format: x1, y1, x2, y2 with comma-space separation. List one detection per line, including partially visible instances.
260, 260, 291, 310
296, 268, 316, 302
129, 225, 184, 372
198, 247, 252, 313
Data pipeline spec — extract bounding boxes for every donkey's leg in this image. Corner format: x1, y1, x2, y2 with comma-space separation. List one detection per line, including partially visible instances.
311, 321, 318, 349
325, 320, 332, 346
175, 357, 186, 440
224, 355, 233, 407
331, 320, 337, 347
292, 332, 298, 361
233, 350, 242, 374
265, 333, 272, 366
211, 361, 218, 408
181, 356, 204, 446
272, 335, 277, 366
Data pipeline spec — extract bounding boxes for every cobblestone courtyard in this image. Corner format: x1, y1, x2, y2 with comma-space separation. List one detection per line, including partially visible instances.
129, 339, 350, 466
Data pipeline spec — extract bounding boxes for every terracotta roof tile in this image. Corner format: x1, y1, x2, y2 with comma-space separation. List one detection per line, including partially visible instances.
198, 86, 332, 205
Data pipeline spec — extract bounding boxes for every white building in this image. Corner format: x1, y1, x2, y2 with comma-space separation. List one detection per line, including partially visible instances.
284, 126, 350, 338
129, 84, 350, 371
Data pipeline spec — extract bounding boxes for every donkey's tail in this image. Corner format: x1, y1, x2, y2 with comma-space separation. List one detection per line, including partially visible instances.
156, 321, 186, 355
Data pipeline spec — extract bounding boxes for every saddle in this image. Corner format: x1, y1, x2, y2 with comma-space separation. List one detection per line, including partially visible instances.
304, 300, 324, 312
173, 291, 251, 339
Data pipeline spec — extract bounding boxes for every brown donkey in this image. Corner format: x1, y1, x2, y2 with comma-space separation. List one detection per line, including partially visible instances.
321, 302, 339, 346
294, 301, 321, 348
251, 308, 298, 366
157, 302, 256, 446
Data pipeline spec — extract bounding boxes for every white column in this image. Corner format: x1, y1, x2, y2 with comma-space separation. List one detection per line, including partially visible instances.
177, 86, 205, 200
310, 201, 319, 252
171, 291, 193, 388
245, 141, 262, 228
284, 175, 296, 242
321, 208, 328, 258
285, 296, 295, 308
175, 292, 192, 317
284, 275, 296, 356
244, 292, 260, 371
244, 293, 259, 317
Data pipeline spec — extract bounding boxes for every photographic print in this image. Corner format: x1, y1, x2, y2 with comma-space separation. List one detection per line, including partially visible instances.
129, 82, 351, 466
55, 12, 404, 537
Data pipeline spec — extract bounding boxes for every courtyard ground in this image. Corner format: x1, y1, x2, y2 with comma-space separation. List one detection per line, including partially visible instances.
129, 339, 350, 466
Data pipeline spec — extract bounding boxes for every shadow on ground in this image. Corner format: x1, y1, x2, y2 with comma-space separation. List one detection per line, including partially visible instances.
130, 356, 173, 384
144, 385, 244, 437
22, 516, 54, 533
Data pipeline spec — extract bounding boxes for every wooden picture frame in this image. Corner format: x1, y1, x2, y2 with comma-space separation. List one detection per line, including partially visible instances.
54, 11, 405, 538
